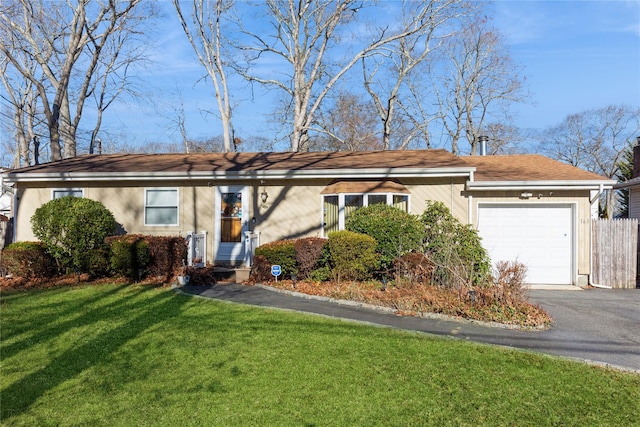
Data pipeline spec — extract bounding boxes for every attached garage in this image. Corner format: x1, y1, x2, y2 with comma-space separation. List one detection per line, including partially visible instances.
477, 203, 574, 285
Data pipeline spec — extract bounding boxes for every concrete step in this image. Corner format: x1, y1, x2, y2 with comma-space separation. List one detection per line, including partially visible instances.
212, 267, 251, 283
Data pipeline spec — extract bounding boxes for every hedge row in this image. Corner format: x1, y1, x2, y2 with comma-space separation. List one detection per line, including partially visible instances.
252, 232, 381, 283
2, 235, 188, 283
252, 203, 491, 289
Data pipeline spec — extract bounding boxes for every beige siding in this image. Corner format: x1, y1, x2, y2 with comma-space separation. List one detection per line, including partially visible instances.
469, 190, 593, 277
403, 177, 468, 222
629, 188, 640, 220
12, 179, 594, 275
254, 180, 326, 243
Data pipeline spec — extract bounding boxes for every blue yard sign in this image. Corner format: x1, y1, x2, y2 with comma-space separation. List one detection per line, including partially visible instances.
271, 265, 282, 281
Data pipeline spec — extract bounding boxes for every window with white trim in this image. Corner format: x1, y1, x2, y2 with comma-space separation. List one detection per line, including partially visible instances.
145, 188, 178, 226
322, 193, 409, 237
53, 189, 83, 199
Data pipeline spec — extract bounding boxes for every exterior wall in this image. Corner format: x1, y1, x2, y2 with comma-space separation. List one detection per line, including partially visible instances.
254, 179, 325, 243
12, 179, 593, 274
469, 190, 594, 281
14, 182, 219, 262
629, 187, 640, 220
254, 178, 470, 243
403, 177, 468, 223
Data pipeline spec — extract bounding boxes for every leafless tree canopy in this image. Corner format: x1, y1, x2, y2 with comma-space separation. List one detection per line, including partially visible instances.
0, 0, 155, 165
539, 104, 640, 217
173, 0, 235, 152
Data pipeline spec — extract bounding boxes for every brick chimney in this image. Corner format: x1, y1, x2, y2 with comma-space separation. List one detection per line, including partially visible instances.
633, 137, 640, 178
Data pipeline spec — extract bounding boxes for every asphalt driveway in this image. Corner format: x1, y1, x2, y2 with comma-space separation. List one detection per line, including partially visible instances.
527, 289, 640, 372
179, 284, 640, 373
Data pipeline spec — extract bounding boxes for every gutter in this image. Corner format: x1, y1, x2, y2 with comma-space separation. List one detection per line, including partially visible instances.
613, 177, 640, 189
467, 180, 616, 192
1, 167, 475, 184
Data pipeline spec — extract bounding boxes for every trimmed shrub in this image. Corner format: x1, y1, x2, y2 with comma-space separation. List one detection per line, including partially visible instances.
76, 249, 111, 279
106, 235, 151, 280
187, 265, 218, 286
345, 204, 423, 274
420, 201, 491, 287
250, 255, 273, 283
294, 237, 328, 280
1, 241, 57, 279
328, 230, 379, 282
254, 240, 296, 278
31, 196, 117, 273
144, 236, 187, 281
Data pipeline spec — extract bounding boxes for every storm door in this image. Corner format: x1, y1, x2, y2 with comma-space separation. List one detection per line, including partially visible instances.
214, 186, 249, 264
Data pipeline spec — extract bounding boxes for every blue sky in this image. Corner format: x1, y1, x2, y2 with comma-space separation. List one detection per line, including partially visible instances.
100, 0, 640, 150
491, 0, 640, 131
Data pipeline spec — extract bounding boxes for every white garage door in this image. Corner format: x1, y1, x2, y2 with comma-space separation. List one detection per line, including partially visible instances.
477, 204, 573, 285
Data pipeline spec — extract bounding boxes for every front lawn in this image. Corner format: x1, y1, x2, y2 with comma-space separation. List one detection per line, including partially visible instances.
1, 284, 638, 426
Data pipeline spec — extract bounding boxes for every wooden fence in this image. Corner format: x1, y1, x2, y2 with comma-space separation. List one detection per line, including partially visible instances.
591, 219, 638, 289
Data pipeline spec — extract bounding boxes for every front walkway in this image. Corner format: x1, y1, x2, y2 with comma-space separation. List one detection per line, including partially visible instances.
178, 283, 640, 373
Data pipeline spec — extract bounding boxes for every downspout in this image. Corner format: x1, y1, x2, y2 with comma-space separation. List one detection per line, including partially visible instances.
589, 184, 611, 288
467, 170, 474, 225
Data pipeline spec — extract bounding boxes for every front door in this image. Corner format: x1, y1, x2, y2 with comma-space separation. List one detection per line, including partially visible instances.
215, 186, 249, 265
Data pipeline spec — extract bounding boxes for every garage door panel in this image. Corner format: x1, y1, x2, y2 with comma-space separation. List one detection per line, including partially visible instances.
478, 204, 573, 285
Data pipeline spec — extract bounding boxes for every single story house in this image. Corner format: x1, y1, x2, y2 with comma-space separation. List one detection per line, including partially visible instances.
0, 149, 615, 286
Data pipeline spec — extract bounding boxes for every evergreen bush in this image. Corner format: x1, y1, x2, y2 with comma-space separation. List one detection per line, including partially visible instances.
31, 196, 117, 273
254, 240, 297, 278
107, 235, 151, 280
328, 230, 379, 281
420, 201, 491, 287
1, 241, 56, 279
346, 204, 423, 274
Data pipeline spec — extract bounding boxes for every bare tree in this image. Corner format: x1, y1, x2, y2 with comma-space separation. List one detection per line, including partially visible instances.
236, 0, 459, 152
87, 21, 151, 155
316, 91, 380, 151
0, 0, 151, 161
0, 51, 42, 167
361, 0, 467, 150
483, 121, 529, 155
539, 104, 640, 216
173, 0, 235, 152
433, 15, 527, 155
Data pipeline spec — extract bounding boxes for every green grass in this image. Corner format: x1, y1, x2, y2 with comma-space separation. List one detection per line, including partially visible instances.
1, 284, 639, 426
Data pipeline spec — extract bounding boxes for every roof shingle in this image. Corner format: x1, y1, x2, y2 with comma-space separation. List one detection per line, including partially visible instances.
461, 154, 609, 181
3, 150, 611, 182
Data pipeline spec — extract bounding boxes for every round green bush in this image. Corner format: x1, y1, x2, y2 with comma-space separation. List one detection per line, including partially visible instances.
31, 196, 117, 273
345, 204, 423, 273
328, 230, 379, 281
254, 240, 297, 278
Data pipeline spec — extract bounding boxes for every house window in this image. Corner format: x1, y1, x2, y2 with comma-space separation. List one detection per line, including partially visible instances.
323, 195, 339, 235
368, 194, 387, 205
322, 193, 410, 237
53, 189, 83, 199
393, 195, 408, 211
145, 188, 178, 226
